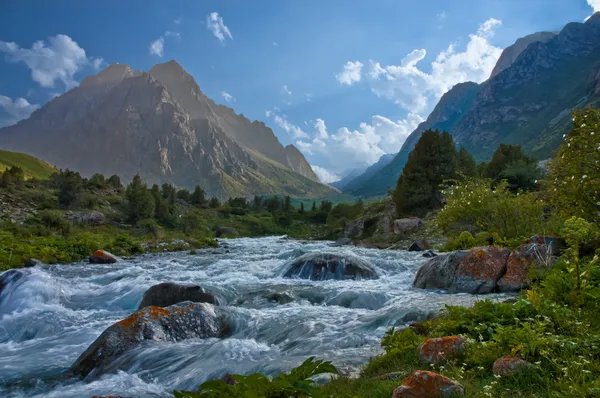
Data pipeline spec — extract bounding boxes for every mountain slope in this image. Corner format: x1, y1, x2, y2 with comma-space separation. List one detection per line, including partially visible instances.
350, 14, 600, 197
0, 62, 334, 199
0, 150, 56, 179
330, 167, 368, 190
340, 153, 395, 193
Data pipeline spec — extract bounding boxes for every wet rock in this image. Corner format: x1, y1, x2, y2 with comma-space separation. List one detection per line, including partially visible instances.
0, 269, 25, 299
264, 291, 294, 304
402, 311, 436, 323
138, 282, 220, 309
333, 237, 352, 246
413, 246, 510, 294
24, 258, 44, 268
393, 370, 464, 398
343, 218, 365, 238
409, 240, 430, 252
282, 252, 378, 280
222, 373, 237, 385
418, 336, 466, 365
215, 227, 239, 238
422, 250, 437, 258
497, 243, 556, 292
89, 250, 118, 264
492, 356, 534, 376
393, 217, 423, 235
70, 302, 225, 378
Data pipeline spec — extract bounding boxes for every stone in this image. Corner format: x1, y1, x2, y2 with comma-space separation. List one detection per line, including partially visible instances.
343, 218, 365, 238
138, 282, 220, 310
70, 302, 225, 377
282, 253, 378, 280
393, 218, 424, 235
409, 240, 430, 252
418, 336, 466, 365
0, 269, 25, 300
497, 243, 556, 292
215, 227, 239, 238
222, 373, 237, 385
393, 370, 465, 398
23, 258, 44, 268
422, 250, 437, 258
333, 237, 352, 246
413, 246, 510, 294
65, 211, 106, 226
89, 250, 118, 264
492, 356, 534, 376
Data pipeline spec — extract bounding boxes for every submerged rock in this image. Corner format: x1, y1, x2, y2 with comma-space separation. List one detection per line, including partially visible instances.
393, 370, 464, 398
0, 269, 26, 301
282, 252, 378, 280
413, 246, 510, 294
89, 250, 118, 264
70, 302, 225, 378
422, 250, 437, 258
23, 258, 44, 268
497, 243, 556, 292
332, 237, 352, 246
409, 240, 430, 252
138, 282, 220, 309
418, 336, 466, 365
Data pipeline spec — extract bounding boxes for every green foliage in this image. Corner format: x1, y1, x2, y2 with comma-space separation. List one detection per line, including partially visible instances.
56, 169, 85, 209
191, 185, 207, 207
456, 146, 478, 177
547, 108, 600, 223
326, 201, 364, 229
436, 178, 549, 240
138, 218, 162, 237
1, 165, 25, 186
177, 189, 192, 203
484, 144, 540, 191
174, 357, 338, 398
562, 216, 599, 290
125, 174, 155, 224
381, 327, 424, 356
0, 149, 56, 180
107, 174, 122, 189
393, 130, 459, 217
87, 173, 106, 189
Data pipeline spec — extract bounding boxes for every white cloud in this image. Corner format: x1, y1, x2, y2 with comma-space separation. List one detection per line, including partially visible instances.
437, 11, 447, 21
365, 18, 502, 113
282, 85, 292, 95
207, 12, 233, 43
221, 91, 235, 102
149, 37, 165, 57
273, 42, 278, 46
0, 95, 39, 127
295, 113, 423, 174
586, 0, 600, 20
335, 61, 363, 85
174, 18, 182, 25
311, 165, 340, 184
265, 109, 308, 139
314, 118, 328, 139
305, 93, 312, 102
0, 34, 99, 89
165, 31, 181, 40
92, 57, 104, 70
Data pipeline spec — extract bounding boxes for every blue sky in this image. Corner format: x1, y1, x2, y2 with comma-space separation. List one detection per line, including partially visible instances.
0, 0, 596, 182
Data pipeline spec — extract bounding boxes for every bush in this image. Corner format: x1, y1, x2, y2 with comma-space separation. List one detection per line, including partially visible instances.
138, 218, 162, 237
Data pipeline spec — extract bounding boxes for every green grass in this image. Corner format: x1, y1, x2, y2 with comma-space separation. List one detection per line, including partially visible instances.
0, 149, 57, 180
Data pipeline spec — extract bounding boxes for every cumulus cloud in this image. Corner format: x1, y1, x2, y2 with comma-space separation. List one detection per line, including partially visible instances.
207, 12, 233, 43
266, 109, 308, 139
437, 11, 447, 21
343, 18, 502, 114
164, 31, 181, 39
311, 165, 340, 184
586, 0, 600, 20
92, 57, 104, 70
0, 34, 102, 89
221, 91, 235, 102
0, 95, 39, 127
281, 85, 292, 95
296, 113, 423, 174
149, 37, 164, 57
174, 18, 182, 25
335, 61, 363, 85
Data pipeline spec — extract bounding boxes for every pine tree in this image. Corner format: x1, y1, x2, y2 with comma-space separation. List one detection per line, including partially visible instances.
311, 201, 317, 212
209, 197, 221, 208
456, 146, 478, 177
125, 174, 155, 224
284, 196, 292, 211
300, 202, 305, 213
191, 185, 207, 207
58, 169, 84, 209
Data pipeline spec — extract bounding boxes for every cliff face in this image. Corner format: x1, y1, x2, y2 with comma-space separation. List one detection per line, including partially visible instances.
348, 14, 600, 197
0, 61, 332, 199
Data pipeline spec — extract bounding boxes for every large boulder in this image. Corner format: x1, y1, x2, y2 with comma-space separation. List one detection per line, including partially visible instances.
414, 246, 510, 294
418, 336, 466, 365
497, 243, 556, 292
215, 227, 239, 238
23, 258, 44, 268
393, 370, 464, 398
333, 237, 352, 246
393, 217, 423, 235
70, 302, 225, 378
65, 211, 106, 226
282, 252, 378, 280
138, 282, 220, 310
0, 269, 25, 301
409, 240, 430, 252
492, 356, 534, 376
89, 250, 118, 264
343, 218, 365, 238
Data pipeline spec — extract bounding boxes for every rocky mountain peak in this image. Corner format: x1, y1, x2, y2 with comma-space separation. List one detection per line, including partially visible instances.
80, 63, 141, 87
490, 31, 557, 78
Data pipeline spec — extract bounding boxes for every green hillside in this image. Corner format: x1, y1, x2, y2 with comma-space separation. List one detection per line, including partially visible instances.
0, 150, 57, 180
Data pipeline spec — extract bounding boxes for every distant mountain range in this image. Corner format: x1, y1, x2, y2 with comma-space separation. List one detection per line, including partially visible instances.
0, 60, 337, 199
342, 14, 600, 197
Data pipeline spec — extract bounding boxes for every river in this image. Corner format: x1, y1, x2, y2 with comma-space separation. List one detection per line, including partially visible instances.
0, 236, 507, 397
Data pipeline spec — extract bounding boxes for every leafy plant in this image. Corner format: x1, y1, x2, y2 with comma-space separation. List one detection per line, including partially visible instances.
381, 327, 424, 355
174, 357, 338, 398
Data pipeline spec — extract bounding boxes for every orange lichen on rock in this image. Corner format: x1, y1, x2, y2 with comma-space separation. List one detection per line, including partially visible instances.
89, 250, 118, 264
393, 370, 465, 398
497, 244, 555, 292
492, 356, 533, 376
418, 336, 466, 365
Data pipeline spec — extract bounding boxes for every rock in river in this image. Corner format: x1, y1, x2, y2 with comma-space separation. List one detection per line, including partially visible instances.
70, 302, 225, 378
138, 282, 221, 309
89, 250, 118, 264
282, 252, 378, 280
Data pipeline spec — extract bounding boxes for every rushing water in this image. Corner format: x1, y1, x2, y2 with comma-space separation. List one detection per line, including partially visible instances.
0, 237, 508, 397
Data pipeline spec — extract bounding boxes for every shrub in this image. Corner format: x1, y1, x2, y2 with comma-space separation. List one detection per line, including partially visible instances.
138, 218, 162, 237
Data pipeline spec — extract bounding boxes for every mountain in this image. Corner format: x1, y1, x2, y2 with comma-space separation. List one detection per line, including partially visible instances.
0, 150, 57, 180
349, 15, 600, 197
0, 61, 334, 199
330, 167, 368, 190
340, 153, 395, 194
